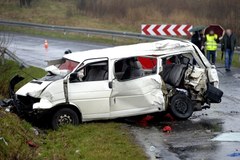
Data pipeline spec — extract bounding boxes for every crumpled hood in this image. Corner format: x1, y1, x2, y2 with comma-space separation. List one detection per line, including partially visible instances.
16, 80, 52, 97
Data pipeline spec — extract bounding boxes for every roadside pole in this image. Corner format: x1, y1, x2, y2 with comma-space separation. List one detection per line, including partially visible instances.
0, 48, 5, 65
1, 52, 4, 65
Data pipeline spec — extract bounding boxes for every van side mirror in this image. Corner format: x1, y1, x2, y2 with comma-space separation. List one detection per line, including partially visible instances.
69, 72, 79, 83
211, 65, 216, 69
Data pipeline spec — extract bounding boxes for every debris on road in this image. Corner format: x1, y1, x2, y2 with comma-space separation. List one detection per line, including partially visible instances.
149, 145, 156, 152
162, 126, 172, 133
205, 129, 212, 133
230, 111, 239, 114
149, 145, 163, 159
26, 140, 38, 148
31, 128, 39, 136
227, 152, 240, 157
138, 115, 154, 127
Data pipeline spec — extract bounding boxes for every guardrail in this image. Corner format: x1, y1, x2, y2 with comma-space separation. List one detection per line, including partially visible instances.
0, 19, 239, 52
0, 47, 29, 68
0, 19, 182, 41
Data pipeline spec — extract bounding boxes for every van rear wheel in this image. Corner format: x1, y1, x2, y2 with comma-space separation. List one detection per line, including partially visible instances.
170, 93, 193, 120
51, 108, 79, 129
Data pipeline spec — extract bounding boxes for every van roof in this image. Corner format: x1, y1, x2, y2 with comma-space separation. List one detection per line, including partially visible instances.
63, 39, 193, 62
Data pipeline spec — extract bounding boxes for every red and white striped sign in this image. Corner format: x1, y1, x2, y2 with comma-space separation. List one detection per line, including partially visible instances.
141, 24, 192, 36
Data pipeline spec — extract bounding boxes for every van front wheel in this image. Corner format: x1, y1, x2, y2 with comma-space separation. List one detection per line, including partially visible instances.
170, 93, 193, 120
51, 108, 79, 129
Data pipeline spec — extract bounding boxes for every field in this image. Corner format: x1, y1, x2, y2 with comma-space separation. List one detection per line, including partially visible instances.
0, 60, 146, 160
0, 0, 239, 41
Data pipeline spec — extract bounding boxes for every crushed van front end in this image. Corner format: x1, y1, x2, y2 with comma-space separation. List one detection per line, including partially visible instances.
3, 75, 52, 120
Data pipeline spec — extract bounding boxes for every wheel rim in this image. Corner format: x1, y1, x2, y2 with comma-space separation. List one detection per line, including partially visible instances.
174, 99, 188, 114
57, 114, 73, 125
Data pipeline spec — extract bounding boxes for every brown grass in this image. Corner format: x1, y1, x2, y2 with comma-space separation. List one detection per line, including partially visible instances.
0, 0, 239, 43
78, 0, 239, 36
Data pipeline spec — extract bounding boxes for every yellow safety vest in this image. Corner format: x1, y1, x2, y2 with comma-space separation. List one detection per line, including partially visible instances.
206, 34, 218, 51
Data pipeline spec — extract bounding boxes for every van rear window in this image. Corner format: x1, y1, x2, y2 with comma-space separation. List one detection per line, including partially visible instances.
138, 57, 157, 69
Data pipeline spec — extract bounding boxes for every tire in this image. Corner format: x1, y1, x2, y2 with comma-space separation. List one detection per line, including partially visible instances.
51, 108, 79, 129
169, 93, 193, 120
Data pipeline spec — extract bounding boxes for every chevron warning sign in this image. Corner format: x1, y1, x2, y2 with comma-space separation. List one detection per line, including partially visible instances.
141, 24, 192, 36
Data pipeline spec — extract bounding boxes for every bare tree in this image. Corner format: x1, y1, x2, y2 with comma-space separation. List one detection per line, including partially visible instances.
20, 0, 25, 7
77, 0, 86, 10
26, 0, 31, 7
20, 0, 32, 7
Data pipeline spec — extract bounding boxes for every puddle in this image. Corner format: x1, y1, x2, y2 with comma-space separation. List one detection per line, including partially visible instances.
157, 118, 223, 133
212, 132, 240, 142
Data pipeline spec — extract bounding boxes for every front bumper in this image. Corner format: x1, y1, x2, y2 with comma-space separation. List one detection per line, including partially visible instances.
33, 98, 54, 110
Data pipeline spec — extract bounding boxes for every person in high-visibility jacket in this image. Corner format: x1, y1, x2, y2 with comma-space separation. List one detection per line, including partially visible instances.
205, 30, 219, 64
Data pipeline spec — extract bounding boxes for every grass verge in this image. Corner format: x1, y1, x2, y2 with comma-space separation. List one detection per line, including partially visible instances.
0, 109, 40, 160
216, 51, 240, 68
38, 123, 146, 160
0, 60, 46, 98
0, 60, 146, 160
0, 25, 143, 46
0, 109, 146, 160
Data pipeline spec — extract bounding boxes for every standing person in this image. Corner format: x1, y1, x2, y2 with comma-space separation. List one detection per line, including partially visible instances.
191, 30, 204, 65
221, 29, 237, 72
191, 30, 205, 54
205, 30, 219, 64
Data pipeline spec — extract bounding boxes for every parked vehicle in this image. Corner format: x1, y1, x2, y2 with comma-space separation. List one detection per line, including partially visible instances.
7, 39, 223, 129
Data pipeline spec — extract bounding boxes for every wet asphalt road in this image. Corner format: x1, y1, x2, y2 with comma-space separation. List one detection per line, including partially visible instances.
1, 32, 108, 68
131, 66, 240, 160
3, 33, 240, 160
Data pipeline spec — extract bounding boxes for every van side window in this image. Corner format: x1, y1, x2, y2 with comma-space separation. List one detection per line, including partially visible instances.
114, 56, 157, 81
160, 53, 198, 88
70, 61, 108, 83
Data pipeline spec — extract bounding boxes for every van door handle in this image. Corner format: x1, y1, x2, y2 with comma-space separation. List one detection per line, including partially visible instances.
108, 81, 112, 88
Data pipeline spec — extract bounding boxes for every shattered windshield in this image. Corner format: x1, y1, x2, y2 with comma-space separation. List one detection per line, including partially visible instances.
58, 59, 79, 71
40, 74, 64, 81
40, 59, 79, 81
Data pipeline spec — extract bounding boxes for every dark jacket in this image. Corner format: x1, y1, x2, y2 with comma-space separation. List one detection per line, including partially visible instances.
221, 33, 237, 51
191, 32, 204, 49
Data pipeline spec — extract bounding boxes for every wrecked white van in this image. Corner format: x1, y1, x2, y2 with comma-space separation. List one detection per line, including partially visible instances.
8, 40, 223, 129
